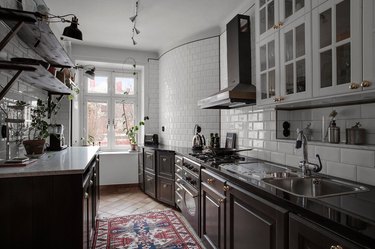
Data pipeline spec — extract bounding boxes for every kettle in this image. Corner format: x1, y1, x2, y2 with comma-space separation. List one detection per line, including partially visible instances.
192, 124, 206, 150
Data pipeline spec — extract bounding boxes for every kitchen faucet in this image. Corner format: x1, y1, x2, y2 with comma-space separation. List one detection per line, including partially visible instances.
296, 129, 322, 177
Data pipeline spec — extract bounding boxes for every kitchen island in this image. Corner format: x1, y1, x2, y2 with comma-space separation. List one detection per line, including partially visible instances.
0, 146, 100, 249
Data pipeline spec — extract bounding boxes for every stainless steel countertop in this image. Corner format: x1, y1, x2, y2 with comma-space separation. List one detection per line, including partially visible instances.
0, 146, 99, 178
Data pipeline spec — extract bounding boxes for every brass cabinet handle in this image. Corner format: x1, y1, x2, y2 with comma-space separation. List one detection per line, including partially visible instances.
176, 168, 181, 173
90, 180, 93, 186
278, 21, 284, 28
94, 173, 97, 178
273, 96, 284, 102
176, 159, 181, 164
361, 80, 371, 88
218, 198, 224, 203
177, 199, 181, 203
349, 82, 360, 89
176, 178, 181, 183
176, 187, 181, 191
273, 24, 278, 29
147, 178, 153, 182
223, 185, 230, 191
162, 158, 167, 162
330, 246, 343, 249
84, 192, 89, 199
207, 178, 215, 184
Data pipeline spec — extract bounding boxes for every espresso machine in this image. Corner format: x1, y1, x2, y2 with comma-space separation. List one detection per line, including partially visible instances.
48, 124, 67, 151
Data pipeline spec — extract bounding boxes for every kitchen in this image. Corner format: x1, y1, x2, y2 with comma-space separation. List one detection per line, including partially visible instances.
0, 0, 374, 248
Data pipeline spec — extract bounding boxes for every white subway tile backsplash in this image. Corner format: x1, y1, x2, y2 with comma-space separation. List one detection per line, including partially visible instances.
271, 152, 286, 165
315, 146, 340, 162
253, 122, 264, 130
341, 149, 375, 168
264, 141, 277, 151
248, 131, 258, 139
253, 140, 264, 148
326, 162, 357, 181
357, 167, 375, 185
361, 103, 375, 118
248, 113, 258, 121
277, 142, 294, 154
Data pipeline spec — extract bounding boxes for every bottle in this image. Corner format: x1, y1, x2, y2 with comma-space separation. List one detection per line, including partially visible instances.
328, 120, 340, 144
210, 133, 214, 148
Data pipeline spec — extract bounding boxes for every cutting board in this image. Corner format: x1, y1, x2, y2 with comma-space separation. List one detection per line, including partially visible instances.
0, 159, 37, 167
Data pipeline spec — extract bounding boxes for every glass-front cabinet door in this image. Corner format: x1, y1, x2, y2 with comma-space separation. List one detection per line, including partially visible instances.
312, 0, 362, 97
362, 0, 375, 92
280, 0, 311, 27
256, 33, 280, 105
256, 0, 279, 41
280, 14, 312, 102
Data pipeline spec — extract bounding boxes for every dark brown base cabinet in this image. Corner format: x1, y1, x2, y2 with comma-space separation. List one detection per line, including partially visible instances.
138, 151, 144, 191
226, 182, 288, 249
157, 176, 175, 206
144, 170, 156, 198
0, 155, 99, 249
289, 213, 364, 249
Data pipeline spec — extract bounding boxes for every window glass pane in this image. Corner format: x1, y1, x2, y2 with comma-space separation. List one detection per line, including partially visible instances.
285, 63, 294, 95
87, 101, 108, 146
115, 77, 135, 95
261, 73, 267, 99
268, 40, 275, 68
285, 30, 294, 62
87, 76, 108, 94
285, 0, 293, 18
268, 70, 276, 97
114, 101, 134, 145
259, 0, 266, 7
260, 7, 266, 35
320, 50, 332, 88
296, 59, 306, 92
295, 0, 304, 12
336, 0, 350, 42
337, 43, 351, 85
260, 45, 267, 71
267, 1, 275, 30
295, 23, 305, 58
320, 9, 332, 48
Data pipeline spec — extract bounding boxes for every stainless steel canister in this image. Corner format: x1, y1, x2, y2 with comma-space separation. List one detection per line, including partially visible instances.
346, 122, 366, 145
328, 126, 340, 143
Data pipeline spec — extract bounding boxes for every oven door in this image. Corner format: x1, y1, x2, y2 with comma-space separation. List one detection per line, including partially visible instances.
180, 182, 199, 235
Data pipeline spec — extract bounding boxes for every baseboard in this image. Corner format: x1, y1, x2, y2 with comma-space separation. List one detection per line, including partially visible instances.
100, 183, 139, 191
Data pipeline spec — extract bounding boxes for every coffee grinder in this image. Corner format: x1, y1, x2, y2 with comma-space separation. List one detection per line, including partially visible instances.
49, 124, 67, 151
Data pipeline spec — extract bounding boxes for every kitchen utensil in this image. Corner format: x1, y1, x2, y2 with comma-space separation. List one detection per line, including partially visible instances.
48, 124, 67, 151
346, 122, 366, 145
192, 124, 206, 150
225, 133, 237, 149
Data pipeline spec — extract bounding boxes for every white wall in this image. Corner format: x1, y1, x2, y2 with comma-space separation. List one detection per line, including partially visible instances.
99, 152, 138, 185
159, 37, 221, 147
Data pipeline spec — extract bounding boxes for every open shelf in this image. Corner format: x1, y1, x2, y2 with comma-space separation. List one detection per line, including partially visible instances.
0, 60, 72, 95
0, 7, 74, 68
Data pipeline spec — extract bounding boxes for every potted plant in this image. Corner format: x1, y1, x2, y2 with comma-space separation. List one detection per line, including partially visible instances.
122, 93, 148, 151
23, 99, 49, 155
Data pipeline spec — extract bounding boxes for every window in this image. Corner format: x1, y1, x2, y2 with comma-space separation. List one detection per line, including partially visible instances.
82, 70, 138, 149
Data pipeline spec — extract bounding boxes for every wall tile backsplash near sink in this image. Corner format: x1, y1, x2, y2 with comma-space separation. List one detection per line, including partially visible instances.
221, 106, 375, 186
277, 103, 375, 144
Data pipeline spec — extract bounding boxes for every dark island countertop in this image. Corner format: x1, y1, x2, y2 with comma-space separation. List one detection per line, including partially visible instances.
141, 144, 375, 247
0, 146, 99, 178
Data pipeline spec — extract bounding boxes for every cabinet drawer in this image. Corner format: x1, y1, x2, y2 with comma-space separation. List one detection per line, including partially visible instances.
144, 171, 156, 198
201, 169, 226, 195
175, 155, 183, 167
157, 177, 175, 206
157, 151, 174, 178
175, 182, 183, 196
144, 150, 155, 173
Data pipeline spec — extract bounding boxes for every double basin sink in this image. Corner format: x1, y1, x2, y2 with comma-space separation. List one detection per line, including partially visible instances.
221, 162, 369, 198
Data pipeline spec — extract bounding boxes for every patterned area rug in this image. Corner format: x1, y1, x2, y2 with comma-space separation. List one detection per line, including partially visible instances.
93, 210, 203, 249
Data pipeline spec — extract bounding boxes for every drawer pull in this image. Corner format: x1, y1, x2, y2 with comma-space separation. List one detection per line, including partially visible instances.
162, 158, 167, 162
330, 246, 343, 249
177, 187, 181, 191
176, 178, 181, 183
177, 199, 181, 203
223, 185, 230, 191
90, 180, 93, 186
147, 178, 153, 182
94, 173, 97, 177
361, 80, 371, 88
218, 198, 224, 203
349, 82, 360, 89
163, 184, 167, 188
176, 159, 181, 164
176, 169, 181, 173
84, 192, 89, 199
207, 178, 215, 184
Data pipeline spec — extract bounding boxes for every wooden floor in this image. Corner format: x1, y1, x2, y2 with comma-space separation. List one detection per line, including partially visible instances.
98, 186, 169, 219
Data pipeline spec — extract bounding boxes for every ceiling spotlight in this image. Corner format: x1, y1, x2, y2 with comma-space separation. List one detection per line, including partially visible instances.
132, 37, 137, 45
62, 16, 83, 40
134, 27, 140, 34
129, 15, 137, 22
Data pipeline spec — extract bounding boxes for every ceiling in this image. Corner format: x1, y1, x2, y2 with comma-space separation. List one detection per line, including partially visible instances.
44, 0, 250, 54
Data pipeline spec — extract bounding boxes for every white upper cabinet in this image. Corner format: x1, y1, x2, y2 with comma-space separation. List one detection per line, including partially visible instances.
256, 0, 311, 42
280, 13, 312, 102
312, 0, 363, 97
362, 0, 375, 91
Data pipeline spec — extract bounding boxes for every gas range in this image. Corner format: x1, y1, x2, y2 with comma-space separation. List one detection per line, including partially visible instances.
188, 152, 258, 168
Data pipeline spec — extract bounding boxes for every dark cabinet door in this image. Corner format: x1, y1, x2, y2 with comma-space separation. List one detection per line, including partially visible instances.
157, 176, 175, 206
82, 176, 91, 249
201, 182, 226, 249
157, 151, 174, 178
289, 213, 364, 249
138, 151, 144, 190
144, 150, 155, 173
144, 171, 156, 198
226, 183, 288, 249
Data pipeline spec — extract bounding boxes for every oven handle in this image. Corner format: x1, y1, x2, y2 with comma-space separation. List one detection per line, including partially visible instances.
180, 183, 198, 198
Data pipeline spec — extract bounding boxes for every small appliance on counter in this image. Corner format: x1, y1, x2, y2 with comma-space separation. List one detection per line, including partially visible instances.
346, 122, 366, 145
192, 124, 206, 150
144, 134, 159, 145
48, 124, 67, 151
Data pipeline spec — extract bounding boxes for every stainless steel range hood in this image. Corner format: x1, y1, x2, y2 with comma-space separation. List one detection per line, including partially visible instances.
198, 14, 256, 109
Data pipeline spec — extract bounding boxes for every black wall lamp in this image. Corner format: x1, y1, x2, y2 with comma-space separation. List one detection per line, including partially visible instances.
75, 65, 96, 79
48, 14, 83, 40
